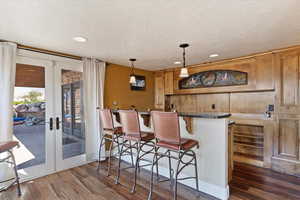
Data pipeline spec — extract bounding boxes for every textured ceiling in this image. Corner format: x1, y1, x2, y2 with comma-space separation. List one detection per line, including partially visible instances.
1, 0, 300, 70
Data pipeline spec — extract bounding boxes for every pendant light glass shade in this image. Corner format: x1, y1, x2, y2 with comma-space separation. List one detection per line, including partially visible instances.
179, 43, 190, 78
129, 58, 137, 84
130, 75, 136, 84
179, 67, 189, 78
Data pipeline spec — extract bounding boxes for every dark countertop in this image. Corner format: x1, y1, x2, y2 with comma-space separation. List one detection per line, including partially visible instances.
113, 110, 231, 119
140, 111, 231, 119
178, 112, 231, 119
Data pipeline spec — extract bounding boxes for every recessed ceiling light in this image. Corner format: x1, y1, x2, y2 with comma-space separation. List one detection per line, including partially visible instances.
73, 36, 87, 42
174, 61, 181, 65
209, 54, 219, 58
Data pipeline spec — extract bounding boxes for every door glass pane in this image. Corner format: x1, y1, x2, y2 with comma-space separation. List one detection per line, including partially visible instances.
13, 64, 46, 169
61, 70, 85, 159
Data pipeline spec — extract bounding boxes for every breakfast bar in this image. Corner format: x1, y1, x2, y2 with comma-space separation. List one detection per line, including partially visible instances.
112, 111, 232, 200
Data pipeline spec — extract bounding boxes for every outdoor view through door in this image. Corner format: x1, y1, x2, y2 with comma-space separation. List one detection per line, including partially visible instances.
13, 64, 46, 169
12, 64, 85, 170
61, 70, 85, 159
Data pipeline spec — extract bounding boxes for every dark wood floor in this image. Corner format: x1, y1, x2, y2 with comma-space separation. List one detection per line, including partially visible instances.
1, 160, 300, 200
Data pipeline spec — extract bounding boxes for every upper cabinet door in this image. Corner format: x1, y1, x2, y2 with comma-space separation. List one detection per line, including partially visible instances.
154, 72, 165, 110
164, 71, 174, 95
275, 50, 300, 114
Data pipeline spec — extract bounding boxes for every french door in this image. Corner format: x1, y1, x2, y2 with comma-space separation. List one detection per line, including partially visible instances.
54, 62, 86, 171
13, 55, 86, 181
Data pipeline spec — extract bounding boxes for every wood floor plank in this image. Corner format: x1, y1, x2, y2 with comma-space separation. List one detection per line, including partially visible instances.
2, 161, 300, 200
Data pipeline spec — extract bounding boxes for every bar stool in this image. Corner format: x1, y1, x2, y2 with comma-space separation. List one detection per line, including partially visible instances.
0, 141, 21, 196
148, 111, 199, 200
115, 110, 158, 193
97, 109, 134, 176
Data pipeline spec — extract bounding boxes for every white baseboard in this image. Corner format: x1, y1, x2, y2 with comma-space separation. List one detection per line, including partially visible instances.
121, 155, 229, 200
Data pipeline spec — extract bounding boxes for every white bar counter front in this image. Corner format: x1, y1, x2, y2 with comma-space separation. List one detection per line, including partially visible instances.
112, 111, 230, 200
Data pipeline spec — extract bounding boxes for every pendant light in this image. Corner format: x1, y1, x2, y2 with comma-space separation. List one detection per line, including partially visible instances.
179, 43, 190, 78
129, 58, 137, 84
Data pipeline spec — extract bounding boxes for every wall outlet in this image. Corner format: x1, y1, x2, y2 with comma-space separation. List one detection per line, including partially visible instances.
268, 104, 274, 112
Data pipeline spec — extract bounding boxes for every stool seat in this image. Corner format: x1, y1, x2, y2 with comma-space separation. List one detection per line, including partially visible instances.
116, 110, 157, 193
157, 138, 199, 151
103, 127, 123, 135
0, 141, 19, 153
148, 111, 199, 200
0, 141, 21, 196
124, 131, 155, 141
98, 109, 127, 176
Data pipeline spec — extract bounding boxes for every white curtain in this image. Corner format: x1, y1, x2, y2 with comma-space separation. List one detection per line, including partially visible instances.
0, 42, 17, 186
83, 58, 106, 161
0, 42, 17, 142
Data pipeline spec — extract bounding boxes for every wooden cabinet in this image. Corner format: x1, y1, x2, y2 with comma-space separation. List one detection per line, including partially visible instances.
275, 49, 300, 114
152, 46, 300, 177
230, 118, 275, 168
230, 92, 274, 114
169, 93, 230, 113
173, 54, 274, 95
164, 71, 174, 95
154, 72, 165, 110
272, 49, 300, 176
272, 114, 300, 176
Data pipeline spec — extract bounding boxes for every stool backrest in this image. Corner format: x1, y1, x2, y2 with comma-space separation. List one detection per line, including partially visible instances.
151, 111, 181, 144
119, 110, 141, 138
99, 109, 114, 130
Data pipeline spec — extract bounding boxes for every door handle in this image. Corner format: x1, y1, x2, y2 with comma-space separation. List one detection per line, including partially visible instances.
56, 117, 60, 130
49, 118, 53, 130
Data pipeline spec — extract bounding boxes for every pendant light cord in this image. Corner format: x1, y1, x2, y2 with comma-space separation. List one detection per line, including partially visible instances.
183, 47, 186, 68
131, 60, 134, 75
129, 58, 136, 75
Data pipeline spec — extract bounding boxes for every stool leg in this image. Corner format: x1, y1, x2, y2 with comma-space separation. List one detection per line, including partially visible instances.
115, 140, 125, 184
168, 150, 172, 182
9, 150, 21, 196
155, 147, 159, 181
174, 152, 181, 200
97, 135, 106, 171
137, 142, 141, 173
107, 136, 114, 176
192, 151, 199, 191
147, 147, 158, 200
129, 140, 134, 167
116, 135, 121, 156
131, 141, 141, 193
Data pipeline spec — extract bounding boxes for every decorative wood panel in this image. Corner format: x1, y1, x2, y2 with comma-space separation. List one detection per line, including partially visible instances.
280, 54, 298, 105
169, 93, 230, 113
164, 71, 174, 95
272, 49, 300, 175
271, 157, 300, 177
173, 54, 274, 94
275, 50, 300, 114
178, 95, 197, 112
255, 54, 275, 90
230, 92, 275, 114
277, 118, 299, 160
179, 70, 247, 89
154, 72, 165, 110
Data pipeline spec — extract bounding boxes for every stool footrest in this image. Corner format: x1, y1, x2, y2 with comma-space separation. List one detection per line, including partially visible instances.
176, 176, 197, 181
0, 177, 16, 184
158, 178, 171, 183
0, 179, 17, 192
